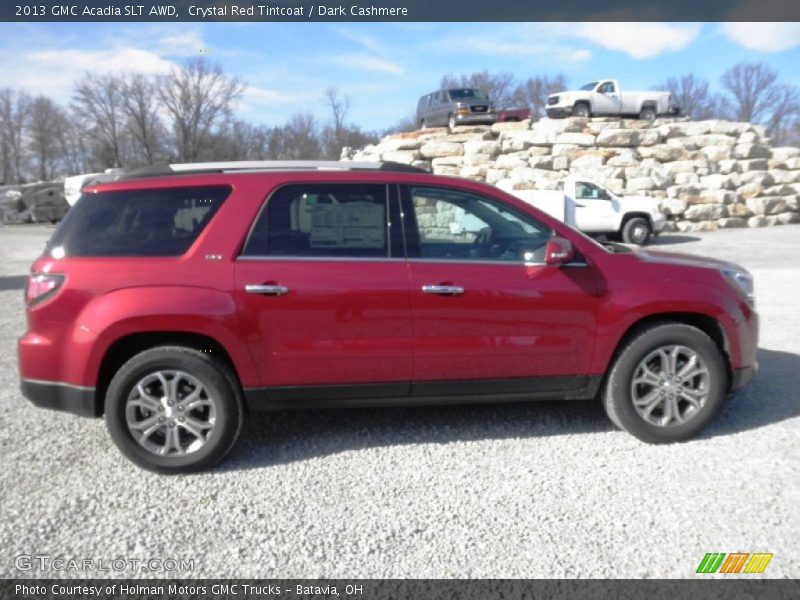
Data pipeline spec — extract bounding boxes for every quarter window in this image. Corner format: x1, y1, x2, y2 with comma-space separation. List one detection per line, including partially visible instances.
405, 186, 552, 263
242, 184, 390, 258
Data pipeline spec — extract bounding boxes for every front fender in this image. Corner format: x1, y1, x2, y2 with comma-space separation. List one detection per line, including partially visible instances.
590, 280, 748, 375
65, 286, 259, 389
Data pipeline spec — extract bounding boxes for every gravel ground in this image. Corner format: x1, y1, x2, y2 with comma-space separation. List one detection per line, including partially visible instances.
0, 224, 798, 579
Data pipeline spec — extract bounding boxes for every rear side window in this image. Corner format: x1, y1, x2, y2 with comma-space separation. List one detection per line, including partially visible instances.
242, 183, 389, 258
47, 186, 230, 257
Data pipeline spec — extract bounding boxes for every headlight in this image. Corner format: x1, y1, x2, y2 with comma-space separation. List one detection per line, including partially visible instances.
456, 102, 469, 109
722, 268, 755, 307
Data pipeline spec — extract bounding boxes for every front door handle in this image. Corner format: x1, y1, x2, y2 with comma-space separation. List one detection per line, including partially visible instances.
245, 284, 289, 296
422, 285, 465, 296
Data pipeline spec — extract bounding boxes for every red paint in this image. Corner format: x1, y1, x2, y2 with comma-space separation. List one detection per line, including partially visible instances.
18, 170, 758, 400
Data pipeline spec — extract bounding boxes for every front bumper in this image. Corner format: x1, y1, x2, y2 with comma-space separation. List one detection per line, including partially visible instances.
454, 113, 497, 125
546, 107, 573, 118
20, 378, 97, 417
730, 363, 758, 392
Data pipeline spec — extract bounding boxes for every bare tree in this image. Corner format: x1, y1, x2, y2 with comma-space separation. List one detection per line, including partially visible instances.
72, 73, 126, 168
121, 73, 164, 165
157, 58, 244, 162
510, 73, 569, 120
657, 74, 720, 120
440, 71, 517, 108
763, 84, 800, 145
27, 96, 70, 181
280, 112, 321, 160
321, 87, 350, 158
0, 88, 31, 183
720, 62, 783, 123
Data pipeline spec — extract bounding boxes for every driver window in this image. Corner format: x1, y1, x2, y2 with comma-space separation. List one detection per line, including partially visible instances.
599, 82, 615, 93
575, 182, 602, 200
408, 186, 552, 262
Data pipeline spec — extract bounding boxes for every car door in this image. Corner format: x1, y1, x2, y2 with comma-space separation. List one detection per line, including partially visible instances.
401, 184, 601, 394
593, 81, 622, 114
234, 182, 413, 397
572, 181, 620, 232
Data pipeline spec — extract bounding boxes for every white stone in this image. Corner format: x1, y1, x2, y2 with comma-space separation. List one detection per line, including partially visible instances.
596, 129, 640, 147
555, 132, 596, 146
733, 143, 771, 159
684, 204, 728, 220
420, 141, 464, 158
746, 196, 789, 215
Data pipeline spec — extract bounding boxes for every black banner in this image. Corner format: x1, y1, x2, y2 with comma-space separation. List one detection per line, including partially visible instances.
4, 579, 800, 600
2, 0, 800, 22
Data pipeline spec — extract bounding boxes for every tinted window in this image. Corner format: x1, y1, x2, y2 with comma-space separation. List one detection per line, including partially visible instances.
580, 82, 598, 91
449, 89, 484, 100
406, 186, 552, 263
46, 186, 229, 257
243, 184, 390, 258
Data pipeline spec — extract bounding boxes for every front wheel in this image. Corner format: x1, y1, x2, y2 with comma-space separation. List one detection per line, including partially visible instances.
105, 346, 244, 473
621, 217, 651, 245
603, 323, 727, 443
572, 103, 590, 118
447, 114, 457, 130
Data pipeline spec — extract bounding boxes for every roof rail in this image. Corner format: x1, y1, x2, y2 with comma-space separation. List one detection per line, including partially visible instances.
115, 160, 428, 181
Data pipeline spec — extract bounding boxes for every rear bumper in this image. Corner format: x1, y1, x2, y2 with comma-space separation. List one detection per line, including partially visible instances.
20, 379, 97, 417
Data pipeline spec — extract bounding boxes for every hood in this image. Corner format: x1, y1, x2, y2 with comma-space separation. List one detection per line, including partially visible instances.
618, 194, 661, 212
632, 247, 746, 273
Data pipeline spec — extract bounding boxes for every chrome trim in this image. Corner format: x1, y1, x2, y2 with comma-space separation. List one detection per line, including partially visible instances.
20, 378, 95, 392
237, 256, 406, 263
245, 284, 290, 296
236, 256, 589, 267
422, 285, 465, 295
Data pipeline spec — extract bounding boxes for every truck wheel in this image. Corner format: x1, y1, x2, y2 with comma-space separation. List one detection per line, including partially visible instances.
603, 322, 727, 443
622, 217, 651, 245
572, 103, 590, 118
448, 114, 457, 130
105, 346, 244, 473
639, 106, 657, 121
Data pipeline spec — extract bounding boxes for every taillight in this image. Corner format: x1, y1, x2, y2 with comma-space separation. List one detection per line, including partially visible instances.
26, 273, 64, 306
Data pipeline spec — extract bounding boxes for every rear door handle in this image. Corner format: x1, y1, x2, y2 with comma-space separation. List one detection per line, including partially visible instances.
245, 284, 289, 296
422, 285, 465, 296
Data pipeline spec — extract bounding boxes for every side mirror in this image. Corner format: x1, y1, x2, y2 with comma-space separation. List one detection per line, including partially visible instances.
545, 237, 575, 266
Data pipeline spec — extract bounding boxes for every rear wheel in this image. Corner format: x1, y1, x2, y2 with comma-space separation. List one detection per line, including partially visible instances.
622, 217, 651, 245
105, 346, 243, 473
640, 106, 657, 121
572, 103, 590, 118
603, 323, 727, 443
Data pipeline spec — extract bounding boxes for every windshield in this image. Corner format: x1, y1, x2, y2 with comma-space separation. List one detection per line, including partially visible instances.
448, 89, 485, 100
580, 82, 598, 91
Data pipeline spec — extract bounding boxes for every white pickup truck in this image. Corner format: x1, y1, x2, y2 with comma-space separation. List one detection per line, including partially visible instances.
546, 80, 678, 121
511, 177, 667, 245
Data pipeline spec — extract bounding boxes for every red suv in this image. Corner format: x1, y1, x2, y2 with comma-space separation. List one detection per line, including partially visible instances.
19, 161, 758, 472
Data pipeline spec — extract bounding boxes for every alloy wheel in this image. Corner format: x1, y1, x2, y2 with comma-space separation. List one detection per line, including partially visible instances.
125, 370, 217, 456
630, 345, 710, 427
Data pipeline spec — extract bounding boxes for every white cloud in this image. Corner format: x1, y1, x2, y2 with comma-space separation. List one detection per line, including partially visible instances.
720, 22, 800, 52
1, 47, 175, 102
464, 38, 592, 64
333, 54, 404, 76
332, 27, 385, 53
572, 22, 701, 59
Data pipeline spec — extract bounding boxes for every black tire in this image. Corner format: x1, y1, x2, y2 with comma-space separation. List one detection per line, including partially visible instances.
105, 346, 244, 473
621, 217, 651, 245
448, 113, 457, 130
603, 323, 727, 443
572, 103, 590, 118
640, 106, 657, 122
419, 119, 427, 130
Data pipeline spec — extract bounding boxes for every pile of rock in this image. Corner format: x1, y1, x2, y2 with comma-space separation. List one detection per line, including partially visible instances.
343, 117, 800, 231
0, 183, 69, 225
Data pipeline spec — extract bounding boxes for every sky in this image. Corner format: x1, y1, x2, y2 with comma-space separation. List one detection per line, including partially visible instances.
0, 22, 798, 131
